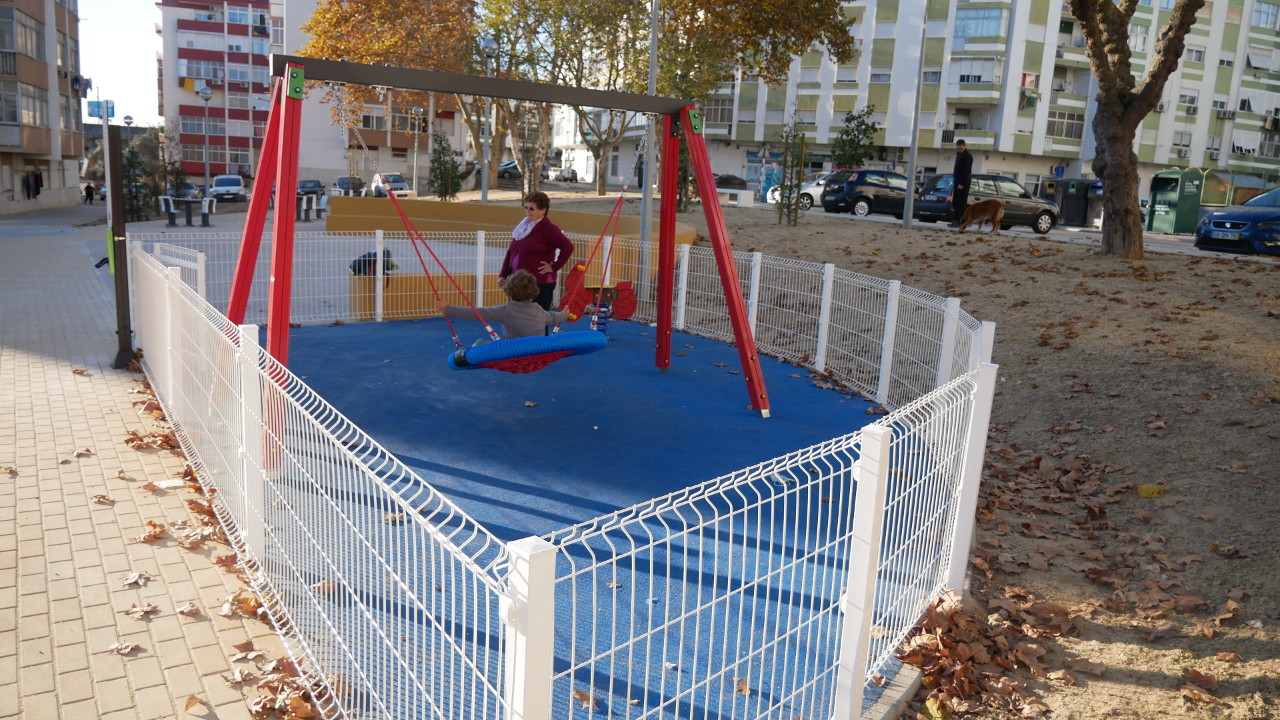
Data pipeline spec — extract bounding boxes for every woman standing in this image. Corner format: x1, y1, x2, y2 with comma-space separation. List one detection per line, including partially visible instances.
499, 191, 575, 311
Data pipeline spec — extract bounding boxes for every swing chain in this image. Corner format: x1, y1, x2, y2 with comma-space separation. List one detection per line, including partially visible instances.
617, 120, 653, 195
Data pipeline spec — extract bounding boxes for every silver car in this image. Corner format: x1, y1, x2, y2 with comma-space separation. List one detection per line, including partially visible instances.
767, 171, 835, 210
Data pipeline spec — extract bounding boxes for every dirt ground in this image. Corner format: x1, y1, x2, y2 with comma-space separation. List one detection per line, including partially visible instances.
539, 190, 1279, 719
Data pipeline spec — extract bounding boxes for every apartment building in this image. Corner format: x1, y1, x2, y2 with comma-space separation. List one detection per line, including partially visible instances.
156, 0, 284, 188
555, 0, 1280, 203
1, 0, 85, 214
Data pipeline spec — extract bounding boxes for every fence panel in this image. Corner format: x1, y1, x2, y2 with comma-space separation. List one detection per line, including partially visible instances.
130, 245, 515, 720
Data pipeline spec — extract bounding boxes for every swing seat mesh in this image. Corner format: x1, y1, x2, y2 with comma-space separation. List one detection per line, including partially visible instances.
448, 331, 608, 373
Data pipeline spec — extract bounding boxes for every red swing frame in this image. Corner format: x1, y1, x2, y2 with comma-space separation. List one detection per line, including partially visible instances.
226, 56, 771, 417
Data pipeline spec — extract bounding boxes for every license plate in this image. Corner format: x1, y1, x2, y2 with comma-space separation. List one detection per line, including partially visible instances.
1211, 231, 1240, 240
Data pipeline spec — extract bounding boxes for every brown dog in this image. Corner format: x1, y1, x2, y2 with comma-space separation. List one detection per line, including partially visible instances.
956, 198, 1004, 234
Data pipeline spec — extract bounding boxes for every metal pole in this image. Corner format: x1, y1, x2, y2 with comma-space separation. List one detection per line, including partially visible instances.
902, 20, 927, 229
203, 96, 211, 192
638, 0, 660, 252
412, 106, 422, 194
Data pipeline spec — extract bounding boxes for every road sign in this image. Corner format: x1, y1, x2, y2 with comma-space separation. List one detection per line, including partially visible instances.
88, 100, 115, 119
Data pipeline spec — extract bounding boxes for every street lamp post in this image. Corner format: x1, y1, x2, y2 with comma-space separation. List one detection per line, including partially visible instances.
197, 85, 213, 195
412, 106, 423, 195
480, 38, 498, 203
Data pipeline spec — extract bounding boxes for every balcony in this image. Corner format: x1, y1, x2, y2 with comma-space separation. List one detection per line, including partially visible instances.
0, 124, 21, 148
0, 52, 15, 76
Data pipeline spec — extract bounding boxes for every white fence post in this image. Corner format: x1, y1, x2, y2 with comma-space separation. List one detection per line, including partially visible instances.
945, 362, 998, 596
875, 280, 901, 406
502, 536, 557, 720
833, 424, 892, 719
675, 243, 690, 331
375, 229, 385, 323
979, 320, 996, 365
815, 263, 835, 373
237, 324, 265, 555
935, 297, 960, 388
162, 266, 184, 414
747, 251, 763, 334
195, 250, 208, 301
477, 230, 487, 306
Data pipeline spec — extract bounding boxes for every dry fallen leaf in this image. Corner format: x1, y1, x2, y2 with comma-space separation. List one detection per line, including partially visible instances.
175, 602, 201, 618
734, 677, 751, 696
572, 689, 596, 709
119, 603, 159, 620
383, 513, 404, 524
1187, 669, 1219, 692
119, 571, 153, 588
91, 494, 114, 505
605, 581, 621, 589
1215, 651, 1244, 663
1135, 483, 1165, 499
524, 401, 538, 407
222, 667, 254, 686
103, 642, 142, 656
183, 695, 203, 712
1067, 658, 1105, 677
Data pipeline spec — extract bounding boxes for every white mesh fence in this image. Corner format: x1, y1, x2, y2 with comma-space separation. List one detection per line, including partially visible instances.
129, 228, 994, 720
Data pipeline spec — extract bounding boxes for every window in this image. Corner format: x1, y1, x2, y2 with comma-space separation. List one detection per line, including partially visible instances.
1046, 110, 1085, 139
738, 109, 756, 124
1023, 173, 1045, 196
228, 147, 251, 165
178, 32, 222, 51
360, 113, 386, 131
252, 38, 269, 55
227, 6, 249, 24
182, 145, 204, 162
1220, 57, 1234, 68
1129, 29, 1147, 53
869, 68, 891, 83
228, 92, 249, 110
1254, 2, 1279, 29
20, 83, 47, 127
227, 119, 252, 136
997, 178, 1028, 197
207, 145, 226, 164
59, 93, 80, 132
1245, 49, 1274, 72
228, 64, 250, 82
1185, 47, 1205, 63
1207, 135, 1221, 151
1261, 134, 1280, 159
923, 70, 942, 83
0, 81, 17, 123
1172, 131, 1192, 147
271, 19, 284, 46
253, 11, 270, 28
1239, 96, 1254, 113
836, 65, 858, 82
1021, 73, 1039, 88
953, 59, 996, 84
227, 40, 246, 53
954, 8, 1003, 38
252, 66, 268, 86
1178, 91, 1199, 107
798, 66, 820, 83
795, 109, 817, 125
702, 97, 733, 124
15, 11, 45, 61
179, 59, 224, 80
1160, 0, 1175, 9
764, 109, 785, 123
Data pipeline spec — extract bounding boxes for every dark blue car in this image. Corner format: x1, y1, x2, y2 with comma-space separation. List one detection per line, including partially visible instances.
1193, 187, 1280, 256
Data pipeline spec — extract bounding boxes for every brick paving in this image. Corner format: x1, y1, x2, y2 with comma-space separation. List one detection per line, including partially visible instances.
0, 203, 283, 719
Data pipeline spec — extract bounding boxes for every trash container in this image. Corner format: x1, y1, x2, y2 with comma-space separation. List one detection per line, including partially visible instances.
1146, 167, 1204, 234
1041, 177, 1093, 226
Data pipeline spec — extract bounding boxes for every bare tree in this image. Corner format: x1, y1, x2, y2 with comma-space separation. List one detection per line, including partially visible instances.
1067, 0, 1206, 258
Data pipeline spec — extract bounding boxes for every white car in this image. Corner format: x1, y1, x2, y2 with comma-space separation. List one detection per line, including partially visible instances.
767, 171, 835, 210
210, 174, 247, 202
367, 172, 411, 198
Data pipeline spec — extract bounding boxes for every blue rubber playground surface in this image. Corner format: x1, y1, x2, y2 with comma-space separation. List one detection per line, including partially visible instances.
287, 317, 878, 541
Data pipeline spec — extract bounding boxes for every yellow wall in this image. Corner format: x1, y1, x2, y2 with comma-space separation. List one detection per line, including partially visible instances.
325, 196, 697, 245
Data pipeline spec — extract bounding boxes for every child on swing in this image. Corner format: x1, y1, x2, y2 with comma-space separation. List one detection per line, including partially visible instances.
437, 269, 577, 340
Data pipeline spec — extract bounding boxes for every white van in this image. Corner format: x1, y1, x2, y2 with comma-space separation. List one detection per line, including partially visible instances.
211, 174, 248, 202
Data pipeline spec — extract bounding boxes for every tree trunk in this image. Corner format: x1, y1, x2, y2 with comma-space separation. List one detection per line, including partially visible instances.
1093, 106, 1145, 259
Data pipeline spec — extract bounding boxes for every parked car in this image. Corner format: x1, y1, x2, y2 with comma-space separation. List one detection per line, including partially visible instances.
1193, 187, 1280, 256
497, 160, 521, 179
367, 172, 409, 198
553, 167, 578, 182
713, 173, 749, 190
210, 174, 247, 202
165, 180, 200, 199
297, 179, 325, 197
333, 176, 365, 195
820, 169, 911, 218
914, 173, 1059, 234
767, 171, 835, 210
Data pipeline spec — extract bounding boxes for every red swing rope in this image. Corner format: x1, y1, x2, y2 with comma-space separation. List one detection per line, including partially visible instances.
382, 190, 502, 345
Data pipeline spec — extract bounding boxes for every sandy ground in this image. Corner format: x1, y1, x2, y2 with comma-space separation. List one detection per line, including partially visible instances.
533, 189, 1279, 719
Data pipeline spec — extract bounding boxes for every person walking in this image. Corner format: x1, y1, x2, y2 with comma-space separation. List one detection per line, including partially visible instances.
83, 182, 95, 205
949, 139, 973, 227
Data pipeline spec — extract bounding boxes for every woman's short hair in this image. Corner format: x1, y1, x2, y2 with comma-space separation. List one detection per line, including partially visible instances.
504, 269, 540, 302
524, 191, 550, 212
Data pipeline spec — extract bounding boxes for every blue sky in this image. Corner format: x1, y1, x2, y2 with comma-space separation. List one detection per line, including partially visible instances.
79, 0, 165, 127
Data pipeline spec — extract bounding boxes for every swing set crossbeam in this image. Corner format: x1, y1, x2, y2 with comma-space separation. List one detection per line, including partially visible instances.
230, 55, 771, 416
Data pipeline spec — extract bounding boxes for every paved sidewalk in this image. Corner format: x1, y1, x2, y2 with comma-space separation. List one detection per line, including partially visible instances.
0, 203, 284, 719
